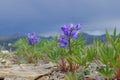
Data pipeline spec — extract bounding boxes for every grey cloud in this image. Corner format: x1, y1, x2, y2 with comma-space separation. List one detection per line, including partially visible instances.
0, 0, 120, 35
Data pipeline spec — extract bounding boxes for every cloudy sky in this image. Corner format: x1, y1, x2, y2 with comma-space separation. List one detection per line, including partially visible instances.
0, 0, 120, 36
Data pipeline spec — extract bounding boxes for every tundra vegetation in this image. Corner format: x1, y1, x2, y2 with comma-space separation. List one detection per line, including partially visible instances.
14, 24, 120, 80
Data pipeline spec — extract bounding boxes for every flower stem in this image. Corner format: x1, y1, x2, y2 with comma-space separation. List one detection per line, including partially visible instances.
68, 36, 73, 72
61, 55, 66, 71
68, 36, 72, 54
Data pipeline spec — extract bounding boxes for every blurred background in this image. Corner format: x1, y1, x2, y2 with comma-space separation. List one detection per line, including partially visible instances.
0, 0, 120, 51
0, 0, 120, 36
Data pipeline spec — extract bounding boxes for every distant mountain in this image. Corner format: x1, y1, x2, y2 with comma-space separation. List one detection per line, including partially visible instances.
0, 34, 23, 50
0, 33, 108, 50
82, 33, 107, 44
0, 34, 53, 50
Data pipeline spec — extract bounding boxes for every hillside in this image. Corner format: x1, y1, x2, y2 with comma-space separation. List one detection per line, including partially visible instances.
82, 33, 107, 44
0, 33, 107, 50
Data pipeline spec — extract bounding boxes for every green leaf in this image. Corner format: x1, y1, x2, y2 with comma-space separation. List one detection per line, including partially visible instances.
113, 27, 116, 41
65, 73, 79, 80
97, 66, 115, 79
106, 29, 111, 42
47, 50, 60, 62
106, 29, 116, 51
14, 38, 42, 63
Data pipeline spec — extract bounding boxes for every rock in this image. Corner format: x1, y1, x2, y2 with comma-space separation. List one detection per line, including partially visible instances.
0, 63, 56, 80
0, 68, 41, 80
89, 63, 98, 73
0, 63, 4, 68
19, 64, 35, 70
95, 76, 104, 80
5, 78, 27, 80
49, 70, 65, 80
37, 76, 49, 80
5, 59, 14, 65
36, 62, 55, 69
84, 77, 96, 80
84, 75, 96, 80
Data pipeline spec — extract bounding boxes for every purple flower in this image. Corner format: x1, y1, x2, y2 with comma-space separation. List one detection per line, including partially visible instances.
61, 24, 81, 39
75, 24, 81, 30
72, 31, 79, 40
61, 25, 71, 36
58, 35, 68, 48
27, 32, 38, 45
61, 25, 69, 36
68, 24, 74, 30
58, 24, 82, 48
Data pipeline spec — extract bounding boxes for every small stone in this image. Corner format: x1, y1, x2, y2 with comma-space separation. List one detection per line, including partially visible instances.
38, 76, 49, 80
95, 76, 104, 80
0, 63, 4, 68
84, 77, 96, 80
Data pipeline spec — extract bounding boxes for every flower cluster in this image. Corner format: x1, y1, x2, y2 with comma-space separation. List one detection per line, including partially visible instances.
58, 24, 81, 48
27, 32, 38, 45
58, 35, 68, 48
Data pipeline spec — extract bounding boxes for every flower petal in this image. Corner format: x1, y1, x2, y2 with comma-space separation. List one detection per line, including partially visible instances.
76, 24, 81, 30
61, 25, 69, 36
72, 31, 79, 40
60, 43, 67, 48
26, 32, 38, 45
68, 24, 74, 30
